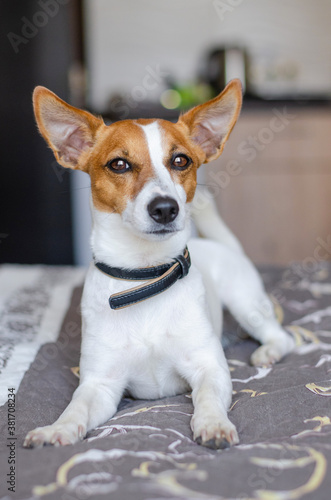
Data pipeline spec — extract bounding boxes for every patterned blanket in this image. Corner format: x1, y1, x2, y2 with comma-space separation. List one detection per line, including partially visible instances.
0, 262, 331, 500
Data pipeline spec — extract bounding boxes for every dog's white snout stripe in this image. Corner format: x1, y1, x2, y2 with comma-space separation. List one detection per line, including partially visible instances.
139, 121, 174, 194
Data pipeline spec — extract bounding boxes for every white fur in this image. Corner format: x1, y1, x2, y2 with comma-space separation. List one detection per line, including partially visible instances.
120, 122, 189, 243
140, 122, 178, 195
24, 121, 294, 449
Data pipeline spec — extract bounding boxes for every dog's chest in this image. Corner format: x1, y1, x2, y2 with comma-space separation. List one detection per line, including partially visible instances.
81, 264, 204, 398
116, 302, 187, 394
125, 336, 189, 399
99, 310, 189, 399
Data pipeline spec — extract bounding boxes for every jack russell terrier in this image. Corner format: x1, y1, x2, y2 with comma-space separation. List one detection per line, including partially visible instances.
24, 79, 294, 450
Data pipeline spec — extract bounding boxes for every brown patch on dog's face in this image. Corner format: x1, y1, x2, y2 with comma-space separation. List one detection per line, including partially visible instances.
85, 120, 155, 214
84, 118, 205, 214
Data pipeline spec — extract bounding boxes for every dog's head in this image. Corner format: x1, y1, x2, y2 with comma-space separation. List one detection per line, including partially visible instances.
33, 80, 242, 242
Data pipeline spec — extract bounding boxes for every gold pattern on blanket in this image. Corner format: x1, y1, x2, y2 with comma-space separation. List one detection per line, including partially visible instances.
230, 389, 268, 410
132, 459, 197, 478
131, 460, 213, 499
292, 416, 331, 439
33, 449, 208, 498
70, 366, 80, 378
229, 399, 239, 410
33, 453, 78, 496
32, 443, 328, 500
99, 404, 193, 426
117, 403, 187, 417
240, 389, 268, 397
146, 470, 210, 499
250, 444, 327, 500
306, 382, 331, 396
286, 325, 320, 346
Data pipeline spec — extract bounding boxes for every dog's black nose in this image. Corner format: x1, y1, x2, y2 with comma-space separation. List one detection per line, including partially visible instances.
148, 196, 179, 224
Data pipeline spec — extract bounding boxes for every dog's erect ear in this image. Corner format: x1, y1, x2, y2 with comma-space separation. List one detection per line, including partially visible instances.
178, 79, 242, 163
33, 86, 104, 170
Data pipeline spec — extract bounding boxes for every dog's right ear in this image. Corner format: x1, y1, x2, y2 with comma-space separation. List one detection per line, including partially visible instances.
33, 86, 104, 171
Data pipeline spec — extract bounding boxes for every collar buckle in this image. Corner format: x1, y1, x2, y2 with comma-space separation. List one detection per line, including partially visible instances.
174, 253, 190, 279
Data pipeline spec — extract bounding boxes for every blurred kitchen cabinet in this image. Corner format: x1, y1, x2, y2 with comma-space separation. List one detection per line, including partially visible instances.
203, 107, 331, 265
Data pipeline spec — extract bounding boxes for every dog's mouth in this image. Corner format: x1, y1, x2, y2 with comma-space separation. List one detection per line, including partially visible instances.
142, 227, 181, 240
147, 229, 177, 235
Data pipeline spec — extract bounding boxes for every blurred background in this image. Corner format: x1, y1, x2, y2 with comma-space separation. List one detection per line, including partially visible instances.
1, 0, 331, 266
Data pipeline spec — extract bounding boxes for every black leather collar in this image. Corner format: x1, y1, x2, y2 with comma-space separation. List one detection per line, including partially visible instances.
94, 247, 191, 310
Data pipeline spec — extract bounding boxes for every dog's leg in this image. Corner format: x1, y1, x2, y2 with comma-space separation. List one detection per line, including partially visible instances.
23, 379, 124, 448
220, 255, 295, 367
227, 290, 295, 367
190, 239, 295, 367
175, 335, 238, 450
190, 372, 238, 449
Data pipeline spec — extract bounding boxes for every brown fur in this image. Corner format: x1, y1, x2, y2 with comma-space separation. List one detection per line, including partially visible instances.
33, 80, 242, 214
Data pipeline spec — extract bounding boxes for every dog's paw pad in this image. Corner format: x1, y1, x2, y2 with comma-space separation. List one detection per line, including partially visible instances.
195, 436, 231, 450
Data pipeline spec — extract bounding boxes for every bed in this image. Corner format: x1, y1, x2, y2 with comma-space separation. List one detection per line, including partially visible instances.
1, 262, 331, 499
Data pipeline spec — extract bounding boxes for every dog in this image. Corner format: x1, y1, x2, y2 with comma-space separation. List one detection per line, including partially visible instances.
23, 79, 294, 450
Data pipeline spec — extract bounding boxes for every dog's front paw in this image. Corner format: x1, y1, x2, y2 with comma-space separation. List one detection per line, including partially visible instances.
191, 414, 239, 450
23, 422, 86, 448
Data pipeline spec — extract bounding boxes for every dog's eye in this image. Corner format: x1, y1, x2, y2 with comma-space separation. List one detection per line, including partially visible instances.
171, 154, 191, 170
107, 158, 131, 173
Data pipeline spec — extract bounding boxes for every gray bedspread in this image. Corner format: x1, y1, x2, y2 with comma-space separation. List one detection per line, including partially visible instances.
1, 262, 331, 500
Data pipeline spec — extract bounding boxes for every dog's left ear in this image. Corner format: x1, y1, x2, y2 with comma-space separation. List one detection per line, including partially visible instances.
178, 79, 242, 163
